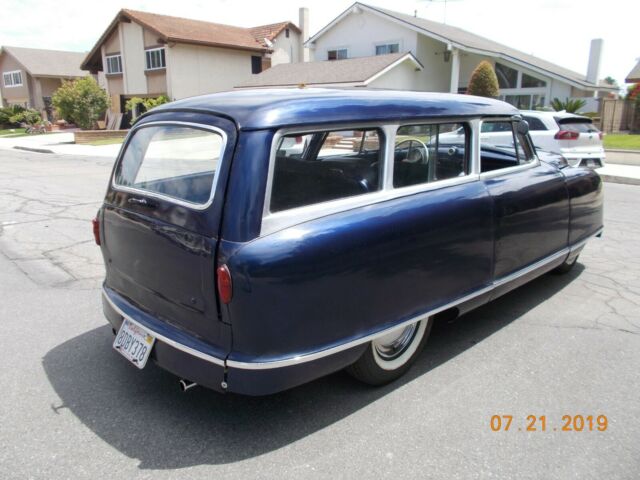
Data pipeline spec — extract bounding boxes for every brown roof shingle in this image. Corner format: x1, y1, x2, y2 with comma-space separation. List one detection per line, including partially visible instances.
123, 9, 267, 52
249, 22, 301, 47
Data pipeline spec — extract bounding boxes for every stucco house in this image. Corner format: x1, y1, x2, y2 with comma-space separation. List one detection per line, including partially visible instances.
81, 8, 307, 118
0, 46, 86, 117
247, 2, 617, 110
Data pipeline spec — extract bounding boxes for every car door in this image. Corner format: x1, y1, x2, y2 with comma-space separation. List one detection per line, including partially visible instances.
480, 119, 570, 289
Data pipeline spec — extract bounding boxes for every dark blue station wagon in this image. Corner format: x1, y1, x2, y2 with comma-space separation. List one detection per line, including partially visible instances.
95, 89, 603, 395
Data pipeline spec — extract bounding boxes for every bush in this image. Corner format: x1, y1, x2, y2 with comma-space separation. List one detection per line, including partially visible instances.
9, 108, 41, 125
0, 105, 27, 127
125, 95, 170, 115
467, 61, 499, 98
52, 76, 109, 130
550, 98, 587, 113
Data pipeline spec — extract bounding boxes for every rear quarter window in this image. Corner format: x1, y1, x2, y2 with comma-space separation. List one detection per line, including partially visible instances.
555, 118, 599, 133
114, 124, 225, 206
522, 116, 547, 131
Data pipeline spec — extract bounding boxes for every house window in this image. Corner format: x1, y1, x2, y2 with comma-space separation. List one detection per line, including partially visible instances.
105, 55, 122, 74
251, 56, 262, 74
145, 48, 166, 70
285, 28, 290, 38
327, 49, 348, 60
375, 43, 399, 55
2, 70, 23, 87
495, 62, 518, 89
521, 73, 546, 88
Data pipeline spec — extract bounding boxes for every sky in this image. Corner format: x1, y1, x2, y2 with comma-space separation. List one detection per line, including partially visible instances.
1, 0, 638, 88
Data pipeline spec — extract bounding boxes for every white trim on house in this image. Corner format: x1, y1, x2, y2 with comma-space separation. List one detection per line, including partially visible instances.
105, 54, 123, 74
364, 52, 422, 84
144, 47, 166, 71
2, 70, 23, 87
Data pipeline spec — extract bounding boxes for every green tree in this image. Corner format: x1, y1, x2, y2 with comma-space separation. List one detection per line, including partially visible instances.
550, 97, 587, 113
467, 61, 499, 98
52, 76, 109, 130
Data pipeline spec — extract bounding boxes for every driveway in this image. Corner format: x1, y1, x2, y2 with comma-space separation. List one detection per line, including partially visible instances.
0, 149, 638, 479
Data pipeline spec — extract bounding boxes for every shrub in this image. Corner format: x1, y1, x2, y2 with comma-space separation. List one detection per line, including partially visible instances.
52, 76, 109, 130
550, 98, 587, 113
9, 108, 41, 125
0, 105, 27, 127
125, 95, 170, 115
467, 61, 499, 98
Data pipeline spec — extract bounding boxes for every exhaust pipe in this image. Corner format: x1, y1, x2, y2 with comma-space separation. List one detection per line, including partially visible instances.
179, 379, 197, 392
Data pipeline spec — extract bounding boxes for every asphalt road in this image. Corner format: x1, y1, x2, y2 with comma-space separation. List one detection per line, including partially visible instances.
0, 149, 639, 479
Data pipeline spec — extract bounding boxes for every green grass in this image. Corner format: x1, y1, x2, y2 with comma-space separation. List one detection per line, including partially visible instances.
82, 137, 125, 146
0, 127, 26, 137
604, 134, 640, 151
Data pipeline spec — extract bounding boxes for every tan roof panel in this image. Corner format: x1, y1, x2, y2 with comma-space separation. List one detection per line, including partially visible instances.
2, 46, 85, 78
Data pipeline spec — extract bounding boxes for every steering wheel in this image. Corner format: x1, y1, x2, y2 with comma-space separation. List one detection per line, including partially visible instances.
395, 138, 429, 164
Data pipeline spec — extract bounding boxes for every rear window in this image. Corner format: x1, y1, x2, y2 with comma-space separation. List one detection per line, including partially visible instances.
270, 129, 382, 212
555, 118, 599, 133
114, 125, 225, 206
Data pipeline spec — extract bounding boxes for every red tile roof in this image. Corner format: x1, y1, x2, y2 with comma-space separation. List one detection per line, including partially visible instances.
249, 22, 301, 47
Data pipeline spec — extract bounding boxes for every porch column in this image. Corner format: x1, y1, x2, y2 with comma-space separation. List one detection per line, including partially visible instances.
449, 48, 460, 93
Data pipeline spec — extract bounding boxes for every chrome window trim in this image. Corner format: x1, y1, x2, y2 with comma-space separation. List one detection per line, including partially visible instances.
260, 118, 478, 237
111, 120, 228, 211
102, 228, 602, 371
478, 117, 540, 179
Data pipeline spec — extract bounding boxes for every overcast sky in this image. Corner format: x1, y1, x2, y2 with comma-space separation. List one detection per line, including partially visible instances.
1, 0, 637, 87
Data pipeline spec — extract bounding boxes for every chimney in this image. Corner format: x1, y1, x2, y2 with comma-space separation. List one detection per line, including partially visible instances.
586, 38, 603, 85
299, 7, 310, 63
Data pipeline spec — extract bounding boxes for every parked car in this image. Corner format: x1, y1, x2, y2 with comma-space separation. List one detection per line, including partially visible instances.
438, 110, 605, 168
94, 89, 603, 396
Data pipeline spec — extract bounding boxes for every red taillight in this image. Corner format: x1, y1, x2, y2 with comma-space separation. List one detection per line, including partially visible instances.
92, 217, 101, 245
217, 265, 233, 304
554, 130, 579, 140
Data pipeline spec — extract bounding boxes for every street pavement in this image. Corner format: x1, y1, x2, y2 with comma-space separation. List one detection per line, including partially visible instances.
0, 149, 639, 479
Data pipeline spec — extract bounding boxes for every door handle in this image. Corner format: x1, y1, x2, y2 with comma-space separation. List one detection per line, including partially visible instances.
127, 197, 156, 208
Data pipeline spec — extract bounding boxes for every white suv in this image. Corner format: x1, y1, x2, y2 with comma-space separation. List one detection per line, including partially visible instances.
520, 110, 605, 168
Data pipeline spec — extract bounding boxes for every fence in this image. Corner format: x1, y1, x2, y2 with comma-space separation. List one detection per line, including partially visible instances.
599, 99, 638, 133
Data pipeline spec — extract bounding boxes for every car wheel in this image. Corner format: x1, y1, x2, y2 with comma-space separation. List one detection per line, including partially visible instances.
552, 254, 579, 274
346, 318, 433, 385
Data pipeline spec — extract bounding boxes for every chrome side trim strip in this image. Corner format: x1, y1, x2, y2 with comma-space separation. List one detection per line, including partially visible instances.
103, 228, 602, 371
101, 290, 226, 367
570, 227, 603, 253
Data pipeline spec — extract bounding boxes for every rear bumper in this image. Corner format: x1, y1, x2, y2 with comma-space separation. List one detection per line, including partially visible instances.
561, 150, 606, 168
102, 286, 365, 395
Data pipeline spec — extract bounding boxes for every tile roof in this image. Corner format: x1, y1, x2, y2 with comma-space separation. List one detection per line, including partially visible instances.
1, 46, 86, 78
122, 9, 267, 52
237, 52, 421, 88
250, 22, 301, 47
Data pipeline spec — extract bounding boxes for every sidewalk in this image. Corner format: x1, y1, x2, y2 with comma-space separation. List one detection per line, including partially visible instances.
598, 163, 640, 186
0, 132, 122, 158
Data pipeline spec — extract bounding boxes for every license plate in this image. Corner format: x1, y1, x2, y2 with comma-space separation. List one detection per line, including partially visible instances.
113, 319, 155, 369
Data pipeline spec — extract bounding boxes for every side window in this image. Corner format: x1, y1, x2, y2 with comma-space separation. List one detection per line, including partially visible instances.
115, 125, 224, 205
522, 116, 547, 131
394, 123, 468, 188
480, 120, 535, 173
270, 129, 382, 212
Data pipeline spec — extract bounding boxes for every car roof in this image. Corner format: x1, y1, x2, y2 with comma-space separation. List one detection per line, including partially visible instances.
149, 88, 520, 131
520, 110, 588, 120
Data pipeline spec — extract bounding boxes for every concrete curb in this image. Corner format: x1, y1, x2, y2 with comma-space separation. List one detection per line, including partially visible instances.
600, 174, 640, 186
13, 146, 54, 154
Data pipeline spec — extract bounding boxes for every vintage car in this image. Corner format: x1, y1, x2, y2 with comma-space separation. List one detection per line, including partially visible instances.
94, 89, 603, 396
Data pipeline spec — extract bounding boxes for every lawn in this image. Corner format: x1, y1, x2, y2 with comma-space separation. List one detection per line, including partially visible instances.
0, 128, 27, 137
604, 134, 640, 151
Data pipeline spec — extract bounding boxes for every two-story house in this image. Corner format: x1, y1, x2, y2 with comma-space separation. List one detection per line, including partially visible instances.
244, 2, 617, 110
81, 8, 307, 118
0, 46, 86, 118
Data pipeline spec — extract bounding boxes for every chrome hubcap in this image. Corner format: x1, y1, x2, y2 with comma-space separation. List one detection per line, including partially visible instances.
373, 323, 419, 360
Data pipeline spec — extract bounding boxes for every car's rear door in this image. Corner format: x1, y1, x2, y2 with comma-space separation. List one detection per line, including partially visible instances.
480, 119, 570, 284
100, 113, 237, 347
